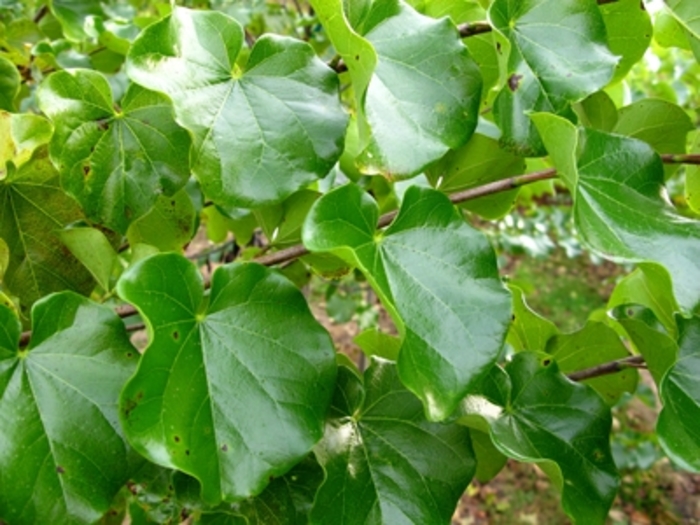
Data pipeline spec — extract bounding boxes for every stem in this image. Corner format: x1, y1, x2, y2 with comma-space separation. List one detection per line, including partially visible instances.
661, 153, 700, 165
567, 355, 646, 382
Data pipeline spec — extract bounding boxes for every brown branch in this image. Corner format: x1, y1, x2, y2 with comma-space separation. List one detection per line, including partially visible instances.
661, 153, 700, 165
458, 22, 492, 38
33, 4, 49, 23
567, 355, 646, 382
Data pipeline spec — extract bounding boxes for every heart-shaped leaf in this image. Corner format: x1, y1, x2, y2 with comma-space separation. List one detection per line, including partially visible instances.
489, 0, 617, 155
533, 113, 700, 312
126, 6, 347, 209
0, 293, 138, 525
38, 70, 191, 233
116, 254, 337, 504
311, 360, 476, 524
459, 352, 619, 524
313, 0, 482, 178
657, 315, 700, 472
303, 184, 511, 421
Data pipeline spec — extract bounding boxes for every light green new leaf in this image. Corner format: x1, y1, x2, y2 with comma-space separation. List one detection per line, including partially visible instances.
613, 98, 693, 178
426, 132, 526, 219
49, 0, 104, 41
608, 264, 679, 337
0, 111, 53, 173
546, 321, 638, 405
355, 0, 482, 177
533, 114, 700, 313
303, 184, 511, 421
38, 70, 191, 233
657, 316, 700, 472
600, 0, 652, 83
116, 254, 337, 504
126, 6, 347, 209
459, 352, 619, 524
666, 0, 700, 40
507, 285, 558, 352
0, 146, 94, 313
0, 294, 138, 525
0, 56, 20, 112
311, 360, 476, 524
489, 0, 618, 155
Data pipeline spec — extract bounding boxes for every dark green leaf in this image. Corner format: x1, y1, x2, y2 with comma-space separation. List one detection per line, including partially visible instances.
546, 321, 638, 405
0, 140, 94, 313
355, 0, 482, 177
470, 429, 507, 483
303, 184, 511, 420
533, 114, 700, 312
459, 352, 619, 524
311, 360, 476, 524
489, 0, 617, 155
127, 6, 347, 209
49, 0, 104, 41
657, 315, 700, 472
117, 254, 337, 504
38, 70, 191, 233
0, 293, 138, 524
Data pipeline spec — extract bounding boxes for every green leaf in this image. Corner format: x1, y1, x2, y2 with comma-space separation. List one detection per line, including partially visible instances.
489, 0, 618, 155
613, 98, 693, 178
574, 91, 618, 132
426, 132, 526, 219
507, 285, 558, 352
126, 6, 347, 209
354, 0, 483, 177
614, 315, 677, 386
255, 190, 320, 248
0, 293, 138, 524
354, 327, 401, 361
657, 315, 700, 472
546, 321, 638, 405
311, 360, 476, 524
0, 111, 54, 171
470, 429, 507, 483
665, 0, 700, 40
687, 130, 700, 213
608, 264, 679, 337
59, 226, 119, 290
0, 56, 20, 112
126, 189, 196, 253
116, 254, 337, 504
49, 0, 104, 41
600, 0, 652, 83
38, 70, 192, 233
459, 352, 619, 524
0, 145, 95, 313
533, 114, 700, 313
654, 11, 693, 49
303, 184, 511, 421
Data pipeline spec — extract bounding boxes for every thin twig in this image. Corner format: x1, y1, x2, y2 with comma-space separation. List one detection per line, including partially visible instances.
567, 355, 646, 382
661, 153, 700, 165
458, 22, 492, 38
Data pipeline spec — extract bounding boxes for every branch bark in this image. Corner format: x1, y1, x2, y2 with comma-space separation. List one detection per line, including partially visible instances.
567, 355, 646, 382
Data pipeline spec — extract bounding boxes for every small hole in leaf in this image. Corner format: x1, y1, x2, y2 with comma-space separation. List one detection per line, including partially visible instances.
83, 165, 90, 177
185, 450, 190, 456
126, 352, 133, 358
542, 359, 551, 366
511, 314, 516, 321
174, 436, 180, 442
173, 331, 179, 340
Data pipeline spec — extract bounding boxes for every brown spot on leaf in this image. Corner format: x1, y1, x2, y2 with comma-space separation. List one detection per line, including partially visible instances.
97, 119, 109, 131
83, 165, 90, 177
221, 444, 228, 452
173, 331, 179, 340
56, 466, 65, 474
174, 436, 180, 442
507, 74, 523, 92
185, 450, 190, 456
542, 358, 551, 366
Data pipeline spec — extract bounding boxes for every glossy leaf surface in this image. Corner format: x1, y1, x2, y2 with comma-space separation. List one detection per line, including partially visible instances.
533, 114, 700, 312
460, 352, 619, 524
117, 254, 337, 504
303, 184, 511, 421
356, 0, 482, 177
489, 0, 617, 155
126, 7, 347, 209
0, 56, 20, 111
657, 316, 700, 472
311, 360, 475, 524
38, 70, 191, 233
0, 294, 137, 524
